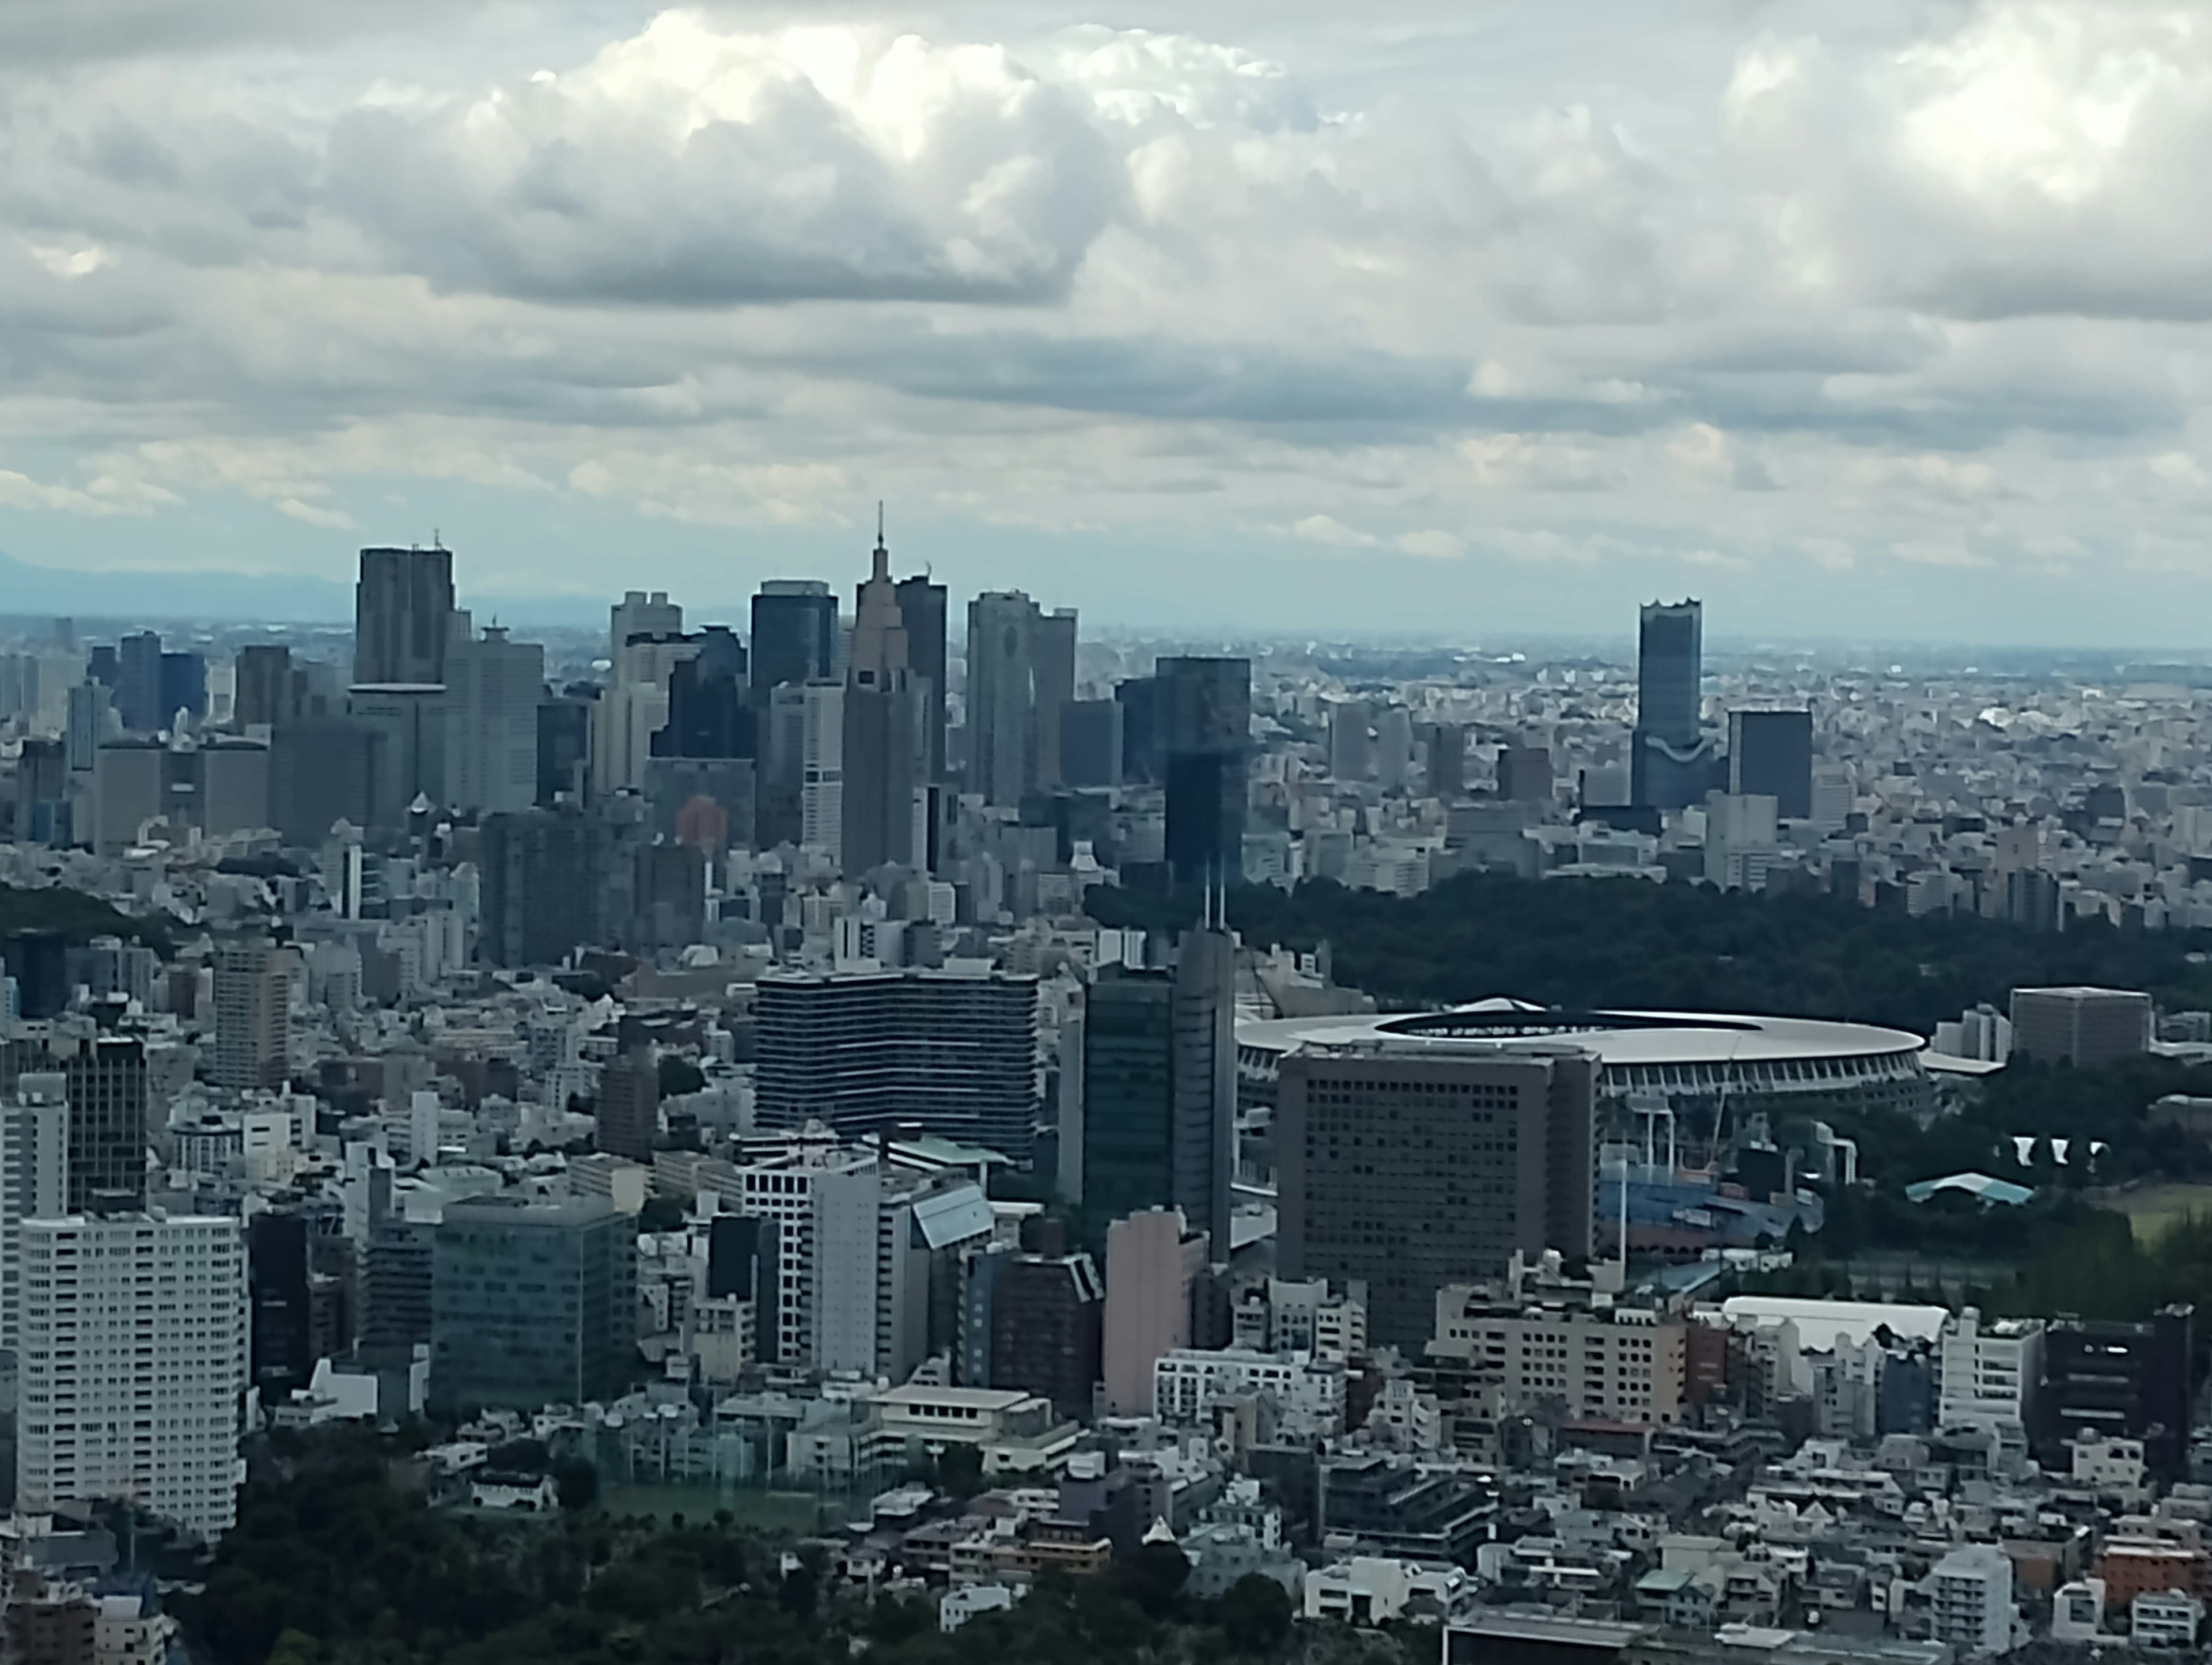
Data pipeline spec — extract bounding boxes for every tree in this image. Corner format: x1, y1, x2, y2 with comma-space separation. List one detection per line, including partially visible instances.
658, 1055, 706, 1098
554, 1459, 599, 1512
1116, 1541, 1190, 1621
1220, 1575, 1294, 1655
777, 1564, 818, 1621
637, 1195, 688, 1234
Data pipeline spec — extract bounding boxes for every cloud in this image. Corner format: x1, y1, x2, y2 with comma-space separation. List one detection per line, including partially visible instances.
1289, 512, 1375, 547
1395, 528, 1464, 559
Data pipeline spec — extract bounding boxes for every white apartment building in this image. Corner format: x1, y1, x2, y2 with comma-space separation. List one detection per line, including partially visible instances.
1938, 1308, 2042, 1435
1304, 1557, 1473, 1626
1929, 1542, 2015, 1658
0, 1074, 69, 1354
1153, 1347, 1346, 1435
2131, 1590, 2203, 1648
1430, 1288, 1688, 1425
17, 1213, 249, 1540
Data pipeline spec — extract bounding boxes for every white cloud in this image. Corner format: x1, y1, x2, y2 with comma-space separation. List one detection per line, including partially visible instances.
1395, 528, 1464, 559
1289, 513, 1375, 547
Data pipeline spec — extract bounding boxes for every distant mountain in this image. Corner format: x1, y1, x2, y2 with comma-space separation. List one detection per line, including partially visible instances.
0, 547, 352, 624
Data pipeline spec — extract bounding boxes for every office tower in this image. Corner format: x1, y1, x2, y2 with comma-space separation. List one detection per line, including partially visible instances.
1034, 608, 1077, 787
3, 934, 67, 1021
431, 1195, 637, 1413
1631, 599, 1710, 809
442, 616, 544, 814
1375, 706, 1413, 791
200, 737, 271, 835
1277, 1042, 1598, 1348
115, 631, 163, 733
813, 1162, 991, 1380
211, 938, 293, 1091
537, 688, 596, 807
596, 628, 699, 795
0, 1074, 69, 1355
2037, 1306, 2196, 1480
1157, 657, 1251, 886
1328, 701, 1372, 782
17, 1212, 248, 1540
2008, 986, 2152, 1067
966, 591, 1041, 806
1059, 700, 1123, 788
232, 644, 297, 730
750, 580, 838, 698
800, 682, 844, 865
479, 807, 613, 967
1423, 722, 1465, 799
270, 718, 375, 844
1115, 675, 1161, 784
1079, 929, 1236, 1252
64, 681, 104, 772
841, 524, 925, 873
609, 589, 682, 661
1728, 707, 1814, 820
988, 1246, 1104, 1420
248, 1210, 316, 1399
597, 1046, 660, 1163
158, 651, 206, 726
1497, 745, 1554, 803
895, 574, 949, 782
346, 683, 446, 826
656, 625, 750, 758
755, 968, 1041, 1157
361, 1216, 436, 1355
1101, 1207, 1207, 1416
3, 1031, 150, 1214
353, 545, 456, 687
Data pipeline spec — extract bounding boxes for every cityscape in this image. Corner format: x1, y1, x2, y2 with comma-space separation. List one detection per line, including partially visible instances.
0, 535, 2207, 1664
8, 2, 2212, 1665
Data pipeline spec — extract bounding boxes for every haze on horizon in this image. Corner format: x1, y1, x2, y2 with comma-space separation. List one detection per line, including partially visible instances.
2, 0, 2210, 646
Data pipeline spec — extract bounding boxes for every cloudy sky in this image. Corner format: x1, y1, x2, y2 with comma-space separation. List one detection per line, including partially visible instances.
2, 0, 2210, 643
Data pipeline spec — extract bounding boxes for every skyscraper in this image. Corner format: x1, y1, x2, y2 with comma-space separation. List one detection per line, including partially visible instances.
212, 937, 293, 1091
353, 546, 456, 688
479, 807, 612, 968
749, 581, 838, 699
443, 616, 544, 815
158, 651, 206, 726
1078, 927, 1236, 1253
841, 519, 925, 873
1728, 707, 1814, 820
656, 625, 751, 759
1157, 657, 1251, 886
609, 589, 683, 662
115, 631, 163, 734
1277, 1041, 1597, 1348
0, 1073, 69, 1356
1, 1031, 148, 1215
233, 644, 300, 730
248, 1210, 316, 1400
966, 591, 1043, 806
1631, 599, 1712, 810
894, 574, 949, 782
17, 1211, 248, 1539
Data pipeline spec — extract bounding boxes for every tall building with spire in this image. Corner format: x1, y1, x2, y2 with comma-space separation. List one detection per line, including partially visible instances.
839, 510, 927, 874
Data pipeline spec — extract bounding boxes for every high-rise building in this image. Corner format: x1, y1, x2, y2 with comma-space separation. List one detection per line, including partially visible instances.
1729, 708, 1814, 821
2, 933, 66, 1021
754, 968, 1041, 1157
1496, 746, 1554, 803
479, 807, 613, 968
442, 616, 544, 815
800, 681, 844, 866
655, 625, 750, 759
248, 1210, 316, 1401
211, 938, 293, 1092
894, 574, 949, 782
1423, 722, 1465, 800
1329, 701, 1371, 782
115, 631, 164, 734
812, 1162, 991, 1381
157, 651, 206, 728
1078, 930, 1235, 1252
0, 1073, 69, 1356
1115, 676, 1161, 784
233, 644, 301, 731
609, 589, 683, 662
2036, 1306, 2195, 1480
596, 1047, 660, 1163
1033, 608, 1077, 787
536, 688, 596, 808
65, 680, 105, 773
1156, 657, 1251, 886
1278, 1041, 1598, 1348
430, 1195, 637, 1413
353, 545, 456, 688
1101, 1207, 1208, 1417
840, 524, 925, 873
16, 1212, 248, 1540
966, 591, 1046, 807
1, 1031, 148, 1215
749, 581, 838, 700
1631, 600, 1711, 809
1059, 700, 1123, 788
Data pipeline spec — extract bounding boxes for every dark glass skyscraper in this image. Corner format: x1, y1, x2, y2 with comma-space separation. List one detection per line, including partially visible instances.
749, 581, 837, 700
1631, 599, 1713, 809
894, 575, 948, 782
1728, 707, 1813, 819
656, 625, 752, 758
353, 546, 455, 687
1154, 656, 1251, 886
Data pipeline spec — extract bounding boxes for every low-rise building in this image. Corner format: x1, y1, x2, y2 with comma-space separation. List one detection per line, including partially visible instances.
2131, 1590, 2203, 1648
1304, 1557, 1474, 1626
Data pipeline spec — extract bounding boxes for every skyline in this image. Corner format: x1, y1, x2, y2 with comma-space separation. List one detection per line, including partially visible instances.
6, 1, 2212, 643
